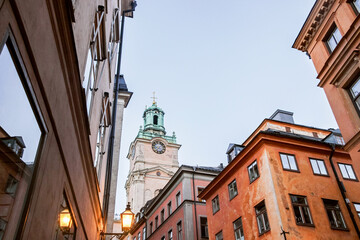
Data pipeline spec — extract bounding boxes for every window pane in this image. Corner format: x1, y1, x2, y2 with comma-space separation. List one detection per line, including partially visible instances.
355, 0, 360, 12
280, 154, 290, 169
293, 206, 303, 224
350, 78, 360, 98
333, 28, 342, 43
354, 203, 360, 212
339, 164, 349, 178
303, 206, 313, 224
0, 42, 43, 239
345, 165, 356, 179
318, 160, 327, 175
288, 156, 297, 170
327, 36, 337, 52
310, 159, 320, 174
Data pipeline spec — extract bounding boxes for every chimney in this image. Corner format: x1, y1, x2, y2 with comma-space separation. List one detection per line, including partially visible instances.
269, 109, 294, 124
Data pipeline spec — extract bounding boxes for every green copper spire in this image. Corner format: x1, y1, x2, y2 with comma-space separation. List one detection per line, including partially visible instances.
136, 98, 176, 143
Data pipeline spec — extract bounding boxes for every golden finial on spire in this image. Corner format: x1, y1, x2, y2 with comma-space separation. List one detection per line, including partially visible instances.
151, 91, 158, 105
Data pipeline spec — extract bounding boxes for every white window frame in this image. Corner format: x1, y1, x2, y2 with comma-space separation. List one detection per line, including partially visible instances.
310, 158, 328, 176
338, 163, 357, 180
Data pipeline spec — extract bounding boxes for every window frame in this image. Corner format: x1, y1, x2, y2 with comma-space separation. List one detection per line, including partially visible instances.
215, 230, 223, 240
347, 75, 360, 117
160, 209, 165, 223
176, 191, 181, 207
197, 187, 206, 202
324, 24, 342, 54
254, 200, 270, 235
228, 179, 238, 200
168, 229, 173, 240
233, 217, 244, 240
309, 158, 329, 176
279, 153, 299, 172
155, 216, 159, 229
247, 160, 260, 183
353, 202, 360, 219
200, 216, 209, 239
322, 198, 348, 230
350, 0, 360, 14
212, 195, 220, 214
289, 194, 314, 227
337, 163, 358, 181
177, 221, 182, 240
0, 30, 48, 239
167, 201, 172, 216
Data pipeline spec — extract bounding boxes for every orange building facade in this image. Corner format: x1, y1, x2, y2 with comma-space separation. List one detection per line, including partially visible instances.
293, 0, 360, 162
199, 110, 360, 240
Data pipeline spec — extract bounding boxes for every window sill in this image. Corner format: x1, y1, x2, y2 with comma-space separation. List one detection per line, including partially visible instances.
249, 176, 260, 184
258, 228, 270, 237
330, 227, 349, 231
296, 223, 315, 227
312, 173, 330, 177
342, 178, 359, 182
283, 169, 300, 173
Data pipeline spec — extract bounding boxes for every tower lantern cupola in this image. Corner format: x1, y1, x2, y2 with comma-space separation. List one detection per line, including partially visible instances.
143, 102, 166, 135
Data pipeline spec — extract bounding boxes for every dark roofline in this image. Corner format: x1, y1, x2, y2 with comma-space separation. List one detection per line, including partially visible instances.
199, 128, 347, 200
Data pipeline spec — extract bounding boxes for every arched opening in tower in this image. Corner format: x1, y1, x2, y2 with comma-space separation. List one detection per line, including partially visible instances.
153, 115, 158, 125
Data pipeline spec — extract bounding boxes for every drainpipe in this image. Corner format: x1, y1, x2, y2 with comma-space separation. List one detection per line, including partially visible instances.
192, 166, 199, 240
327, 144, 360, 238
103, 1, 137, 234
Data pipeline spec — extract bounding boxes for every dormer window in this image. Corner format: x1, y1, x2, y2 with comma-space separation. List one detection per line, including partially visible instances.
325, 25, 342, 53
153, 115, 158, 125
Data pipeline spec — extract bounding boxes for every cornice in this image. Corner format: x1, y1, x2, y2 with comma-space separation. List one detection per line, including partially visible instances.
293, 0, 336, 51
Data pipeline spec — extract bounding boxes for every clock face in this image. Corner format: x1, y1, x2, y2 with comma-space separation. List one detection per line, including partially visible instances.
152, 141, 166, 154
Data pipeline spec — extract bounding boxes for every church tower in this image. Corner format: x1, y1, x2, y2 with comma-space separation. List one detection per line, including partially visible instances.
125, 98, 180, 214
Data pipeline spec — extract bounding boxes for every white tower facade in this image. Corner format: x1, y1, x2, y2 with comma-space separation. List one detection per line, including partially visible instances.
125, 102, 180, 214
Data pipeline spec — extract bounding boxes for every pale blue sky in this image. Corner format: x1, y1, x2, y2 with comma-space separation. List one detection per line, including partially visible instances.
115, 0, 338, 213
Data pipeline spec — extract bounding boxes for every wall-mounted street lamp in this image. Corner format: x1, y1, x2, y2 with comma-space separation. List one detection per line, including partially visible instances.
101, 203, 134, 239
59, 209, 73, 232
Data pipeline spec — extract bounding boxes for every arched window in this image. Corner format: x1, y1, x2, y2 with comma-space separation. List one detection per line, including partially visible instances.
153, 115, 158, 125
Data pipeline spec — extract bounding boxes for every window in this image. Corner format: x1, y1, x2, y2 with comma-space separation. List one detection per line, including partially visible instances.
280, 153, 298, 171
325, 25, 342, 53
83, 5, 107, 115
351, 0, 360, 13
168, 201, 172, 216
212, 195, 220, 214
108, 8, 120, 63
153, 115, 158, 125
160, 209, 165, 223
94, 92, 111, 178
215, 231, 223, 240
255, 201, 270, 235
168, 230, 173, 240
349, 76, 360, 115
138, 232, 141, 240
338, 163, 357, 180
248, 160, 259, 183
323, 199, 347, 229
228, 179, 238, 200
177, 221, 182, 240
176, 192, 181, 207
197, 187, 206, 202
354, 203, 360, 219
200, 217, 208, 238
290, 195, 313, 226
310, 158, 328, 176
161, 237, 165, 240
155, 216, 158, 228
150, 222, 153, 234
233, 217, 244, 240
134, 237, 136, 240
143, 227, 146, 240
1, 36, 44, 239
